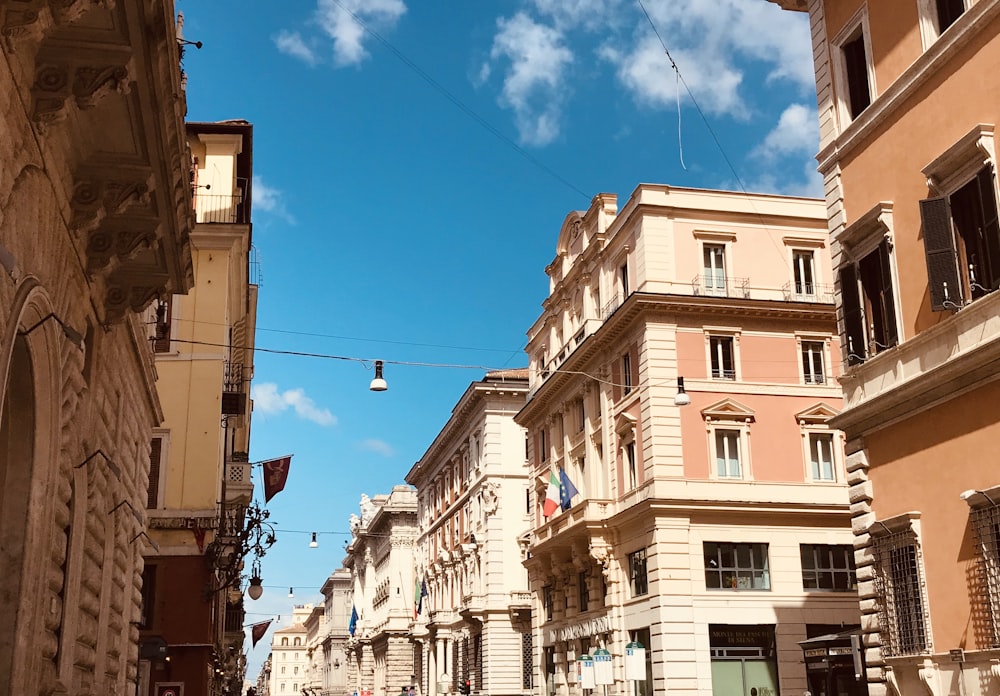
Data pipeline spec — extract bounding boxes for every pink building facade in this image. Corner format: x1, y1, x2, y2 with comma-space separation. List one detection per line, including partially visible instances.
516, 186, 864, 696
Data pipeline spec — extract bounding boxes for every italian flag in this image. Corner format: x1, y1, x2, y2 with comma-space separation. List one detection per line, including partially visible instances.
542, 471, 561, 517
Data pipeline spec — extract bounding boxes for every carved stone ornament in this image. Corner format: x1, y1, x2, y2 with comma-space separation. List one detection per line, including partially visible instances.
70, 167, 153, 232
990, 659, 1000, 683
917, 659, 940, 696
31, 60, 130, 128
481, 481, 499, 516
884, 666, 901, 696
102, 269, 168, 323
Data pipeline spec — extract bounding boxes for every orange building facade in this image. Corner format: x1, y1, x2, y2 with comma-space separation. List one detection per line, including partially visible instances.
770, 0, 1000, 694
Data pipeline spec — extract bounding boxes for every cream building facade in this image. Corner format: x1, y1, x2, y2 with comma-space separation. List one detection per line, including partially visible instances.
270, 605, 314, 696
769, 0, 1000, 693
0, 2, 194, 695
405, 370, 532, 696
516, 186, 863, 696
320, 568, 355, 696
304, 604, 326, 695
344, 488, 420, 696
140, 119, 259, 696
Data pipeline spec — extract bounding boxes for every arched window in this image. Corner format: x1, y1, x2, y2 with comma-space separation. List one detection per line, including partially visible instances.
281, 637, 288, 646
294, 637, 301, 646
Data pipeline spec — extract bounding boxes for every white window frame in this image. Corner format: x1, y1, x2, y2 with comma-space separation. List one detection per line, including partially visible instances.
694, 230, 737, 297
702, 400, 754, 481
792, 248, 817, 298
917, 0, 970, 49
795, 404, 841, 483
713, 429, 743, 479
704, 328, 741, 381
807, 432, 837, 482
796, 335, 831, 385
831, 6, 876, 132
616, 412, 639, 492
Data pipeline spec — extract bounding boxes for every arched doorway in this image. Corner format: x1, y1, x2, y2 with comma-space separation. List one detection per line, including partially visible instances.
0, 333, 35, 696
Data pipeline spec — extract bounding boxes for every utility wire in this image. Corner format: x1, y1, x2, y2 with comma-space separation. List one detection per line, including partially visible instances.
328, 0, 591, 201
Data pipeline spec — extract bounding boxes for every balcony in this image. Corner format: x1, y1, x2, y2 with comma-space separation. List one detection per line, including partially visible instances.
226, 451, 252, 505
224, 602, 245, 634
194, 194, 248, 224
222, 361, 246, 415
782, 281, 835, 303
692, 275, 750, 298
602, 294, 621, 320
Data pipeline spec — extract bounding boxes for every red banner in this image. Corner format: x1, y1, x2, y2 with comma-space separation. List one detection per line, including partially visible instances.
251, 619, 272, 647
262, 456, 292, 502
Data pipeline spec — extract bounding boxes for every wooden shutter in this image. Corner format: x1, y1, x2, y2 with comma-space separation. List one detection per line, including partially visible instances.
920, 196, 963, 311
838, 264, 866, 365
629, 344, 640, 391
152, 298, 171, 353
877, 241, 899, 348
611, 356, 622, 401
976, 166, 1000, 290
843, 33, 871, 119
146, 437, 162, 509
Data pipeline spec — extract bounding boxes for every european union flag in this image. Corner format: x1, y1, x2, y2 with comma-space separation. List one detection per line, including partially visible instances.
349, 605, 358, 636
559, 467, 579, 511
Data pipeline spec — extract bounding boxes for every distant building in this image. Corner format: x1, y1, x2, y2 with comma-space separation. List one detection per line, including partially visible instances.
516, 186, 861, 696
304, 604, 326, 694
344, 488, 419, 696
0, 3, 193, 695
405, 370, 531, 696
320, 568, 355, 696
769, 1, 1000, 694
270, 605, 314, 696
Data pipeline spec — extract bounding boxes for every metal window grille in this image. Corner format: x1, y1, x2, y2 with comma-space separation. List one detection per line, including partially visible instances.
871, 530, 930, 656
970, 503, 1000, 647
521, 632, 534, 689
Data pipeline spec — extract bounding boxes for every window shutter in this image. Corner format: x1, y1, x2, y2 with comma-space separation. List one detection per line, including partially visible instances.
839, 264, 865, 364
877, 241, 899, 348
920, 196, 963, 311
975, 166, 1000, 290
147, 437, 162, 509
629, 344, 639, 391
153, 298, 172, 353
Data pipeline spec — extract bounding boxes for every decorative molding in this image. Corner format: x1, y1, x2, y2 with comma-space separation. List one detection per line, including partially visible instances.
922, 123, 996, 194
917, 659, 940, 696
31, 60, 130, 129
884, 666, 901, 696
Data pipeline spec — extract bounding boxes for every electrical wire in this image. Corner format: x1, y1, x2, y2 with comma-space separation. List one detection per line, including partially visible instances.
328, 0, 591, 201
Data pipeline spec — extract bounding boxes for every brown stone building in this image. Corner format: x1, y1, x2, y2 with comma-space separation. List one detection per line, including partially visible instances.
0, 1, 194, 695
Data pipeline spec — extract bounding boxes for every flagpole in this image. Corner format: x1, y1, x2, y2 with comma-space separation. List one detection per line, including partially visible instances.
249, 454, 295, 467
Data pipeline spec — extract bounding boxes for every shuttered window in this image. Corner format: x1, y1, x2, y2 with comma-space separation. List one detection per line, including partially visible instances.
152, 299, 171, 353
921, 166, 1000, 310
842, 30, 871, 119
839, 241, 898, 363
147, 437, 162, 509
936, 0, 965, 33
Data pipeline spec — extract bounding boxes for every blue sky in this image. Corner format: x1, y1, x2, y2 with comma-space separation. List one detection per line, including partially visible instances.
179, 0, 818, 678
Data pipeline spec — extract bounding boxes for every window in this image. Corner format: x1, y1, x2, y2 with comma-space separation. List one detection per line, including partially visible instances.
540, 429, 547, 462
801, 341, 826, 384
704, 542, 771, 590
714, 430, 742, 479
294, 666, 299, 675
576, 399, 585, 432
808, 433, 836, 481
703, 244, 727, 294
801, 544, 857, 591
543, 585, 554, 622
294, 638, 301, 646
793, 250, 816, 297
936, 0, 966, 31
963, 487, 1000, 646
625, 441, 637, 490
152, 297, 172, 353
920, 166, 1000, 309
146, 436, 164, 509
281, 638, 289, 646
281, 667, 286, 674
578, 572, 590, 612
622, 352, 633, 395
869, 516, 930, 656
840, 239, 899, 364
628, 548, 648, 597
629, 628, 653, 696
139, 565, 156, 629
709, 336, 735, 380
620, 261, 629, 297
842, 29, 871, 119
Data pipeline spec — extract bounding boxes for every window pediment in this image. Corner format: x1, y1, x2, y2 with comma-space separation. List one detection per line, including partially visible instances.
795, 402, 840, 425
700, 398, 755, 423
837, 201, 894, 259
614, 411, 637, 436
922, 123, 995, 195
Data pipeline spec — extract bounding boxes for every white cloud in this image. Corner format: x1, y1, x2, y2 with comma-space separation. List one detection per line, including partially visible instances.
739, 158, 823, 198
599, 0, 813, 119
485, 12, 574, 146
274, 30, 319, 66
359, 439, 395, 457
316, 0, 407, 67
252, 383, 337, 427
252, 175, 296, 224
752, 103, 819, 160
529, 0, 627, 31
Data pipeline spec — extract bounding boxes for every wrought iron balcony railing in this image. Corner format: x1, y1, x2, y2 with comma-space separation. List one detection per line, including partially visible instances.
692, 274, 750, 298
782, 281, 835, 303
193, 194, 248, 224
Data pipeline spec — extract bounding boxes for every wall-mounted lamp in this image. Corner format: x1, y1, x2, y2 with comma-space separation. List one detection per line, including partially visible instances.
19, 312, 84, 348
369, 360, 388, 392
673, 377, 691, 407
309, 532, 319, 548
177, 38, 203, 49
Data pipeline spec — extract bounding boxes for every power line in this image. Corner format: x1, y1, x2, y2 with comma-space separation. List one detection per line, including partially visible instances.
327, 0, 591, 201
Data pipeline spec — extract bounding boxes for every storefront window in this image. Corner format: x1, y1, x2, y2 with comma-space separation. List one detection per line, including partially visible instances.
709, 624, 778, 696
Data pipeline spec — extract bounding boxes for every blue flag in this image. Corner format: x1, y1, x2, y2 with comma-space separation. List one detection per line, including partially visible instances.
418, 579, 428, 614
349, 605, 358, 636
559, 468, 579, 511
